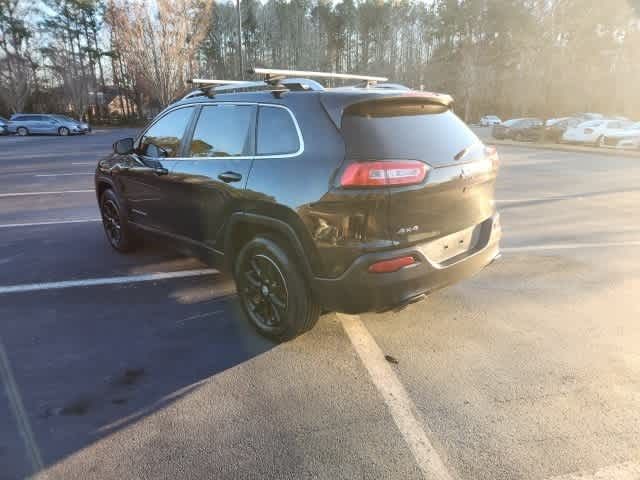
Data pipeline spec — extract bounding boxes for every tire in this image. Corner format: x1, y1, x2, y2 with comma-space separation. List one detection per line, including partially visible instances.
234, 235, 320, 341
514, 132, 524, 142
99, 189, 136, 252
596, 135, 604, 147
17, 127, 28, 136
58, 127, 70, 136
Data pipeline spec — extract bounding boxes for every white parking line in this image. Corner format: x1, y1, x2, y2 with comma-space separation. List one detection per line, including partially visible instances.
0, 269, 218, 295
0, 189, 94, 198
339, 313, 453, 480
544, 461, 640, 479
34, 173, 93, 177
0, 218, 101, 229
502, 240, 640, 252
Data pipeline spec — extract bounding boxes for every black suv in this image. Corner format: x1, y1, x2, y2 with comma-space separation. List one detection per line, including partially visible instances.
95, 76, 501, 340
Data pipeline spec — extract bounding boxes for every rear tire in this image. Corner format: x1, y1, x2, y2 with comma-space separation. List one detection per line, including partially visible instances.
58, 127, 70, 136
234, 236, 320, 341
596, 135, 604, 147
99, 189, 136, 252
17, 127, 28, 136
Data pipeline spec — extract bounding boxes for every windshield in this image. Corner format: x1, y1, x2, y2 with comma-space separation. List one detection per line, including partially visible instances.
53, 115, 77, 122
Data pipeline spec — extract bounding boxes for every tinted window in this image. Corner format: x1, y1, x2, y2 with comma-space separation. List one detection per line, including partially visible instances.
342, 106, 479, 167
189, 104, 254, 157
11, 116, 26, 121
257, 106, 300, 155
141, 107, 194, 158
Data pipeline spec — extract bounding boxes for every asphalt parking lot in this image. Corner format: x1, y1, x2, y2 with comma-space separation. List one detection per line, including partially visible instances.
1, 130, 639, 480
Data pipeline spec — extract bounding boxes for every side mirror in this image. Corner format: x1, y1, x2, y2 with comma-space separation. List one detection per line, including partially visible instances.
114, 137, 134, 155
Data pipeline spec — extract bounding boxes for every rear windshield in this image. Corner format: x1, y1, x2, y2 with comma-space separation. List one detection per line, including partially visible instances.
341, 107, 480, 163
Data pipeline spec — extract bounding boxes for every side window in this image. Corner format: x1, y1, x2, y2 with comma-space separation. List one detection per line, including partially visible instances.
140, 107, 194, 158
256, 106, 301, 155
188, 104, 254, 157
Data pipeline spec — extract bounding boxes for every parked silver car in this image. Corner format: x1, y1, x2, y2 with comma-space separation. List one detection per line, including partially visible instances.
8, 114, 87, 136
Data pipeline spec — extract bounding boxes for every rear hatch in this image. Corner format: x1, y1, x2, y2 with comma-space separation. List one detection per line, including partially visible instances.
338, 95, 498, 249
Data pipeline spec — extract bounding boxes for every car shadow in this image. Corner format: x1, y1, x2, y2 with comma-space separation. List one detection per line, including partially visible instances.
0, 265, 275, 479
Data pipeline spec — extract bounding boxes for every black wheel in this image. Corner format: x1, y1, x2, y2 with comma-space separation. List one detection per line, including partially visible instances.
58, 127, 70, 136
17, 127, 28, 136
99, 189, 135, 252
234, 236, 320, 341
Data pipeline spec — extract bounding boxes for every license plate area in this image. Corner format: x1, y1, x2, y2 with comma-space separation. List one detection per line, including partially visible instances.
419, 223, 482, 264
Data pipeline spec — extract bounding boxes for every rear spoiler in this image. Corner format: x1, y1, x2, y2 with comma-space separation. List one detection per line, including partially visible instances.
320, 91, 454, 129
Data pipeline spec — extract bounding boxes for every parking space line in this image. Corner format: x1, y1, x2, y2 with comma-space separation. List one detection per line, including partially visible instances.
544, 461, 640, 479
34, 173, 93, 177
0, 189, 94, 198
0, 218, 101, 228
0, 338, 44, 474
502, 240, 640, 252
339, 313, 453, 480
0, 269, 218, 295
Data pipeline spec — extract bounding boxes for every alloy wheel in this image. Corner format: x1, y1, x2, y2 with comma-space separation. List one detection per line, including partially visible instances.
101, 199, 122, 247
240, 253, 289, 331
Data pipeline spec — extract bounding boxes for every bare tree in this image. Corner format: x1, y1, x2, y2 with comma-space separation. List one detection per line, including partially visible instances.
0, 0, 36, 112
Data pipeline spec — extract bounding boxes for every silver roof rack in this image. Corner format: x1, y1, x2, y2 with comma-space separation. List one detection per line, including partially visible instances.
251, 68, 388, 84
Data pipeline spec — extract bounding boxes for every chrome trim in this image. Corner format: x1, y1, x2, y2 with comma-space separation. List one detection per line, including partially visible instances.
167, 102, 304, 161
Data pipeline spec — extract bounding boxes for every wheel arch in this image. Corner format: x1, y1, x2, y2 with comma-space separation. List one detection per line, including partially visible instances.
224, 212, 316, 282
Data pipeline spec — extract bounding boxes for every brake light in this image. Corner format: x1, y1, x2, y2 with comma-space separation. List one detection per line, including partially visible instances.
485, 145, 499, 170
368, 256, 416, 273
340, 160, 428, 188
584, 128, 594, 134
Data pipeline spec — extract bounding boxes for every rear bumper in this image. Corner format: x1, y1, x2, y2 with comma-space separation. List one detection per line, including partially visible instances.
312, 214, 501, 314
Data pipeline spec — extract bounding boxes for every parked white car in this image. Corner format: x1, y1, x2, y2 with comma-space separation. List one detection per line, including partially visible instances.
480, 115, 502, 126
601, 122, 640, 148
561, 119, 633, 146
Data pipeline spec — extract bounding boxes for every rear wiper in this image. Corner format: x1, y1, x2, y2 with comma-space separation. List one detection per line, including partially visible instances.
454, 146, 470, 162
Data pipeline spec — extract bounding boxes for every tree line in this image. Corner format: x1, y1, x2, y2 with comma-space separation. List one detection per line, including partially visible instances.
1, 0, 639, 123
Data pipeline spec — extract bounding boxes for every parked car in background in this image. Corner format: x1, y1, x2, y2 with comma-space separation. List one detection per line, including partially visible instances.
575, 112, 604, 121
600, 121, 640, 148
562, 119, 633, 146
0, 116, 8, 135
617, 136, 640, 149
52, 114, 91, 133
8, 114, 85, 136
544, 117, 582, 142
480, 115, 502, 126
492, 117, 544, 141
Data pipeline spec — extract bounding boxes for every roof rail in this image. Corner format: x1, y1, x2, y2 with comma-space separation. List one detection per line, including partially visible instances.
182, 76, 326, 100
251, 68, 388, 85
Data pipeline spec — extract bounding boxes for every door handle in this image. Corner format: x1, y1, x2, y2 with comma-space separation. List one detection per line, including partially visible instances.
218, 171, 242, 183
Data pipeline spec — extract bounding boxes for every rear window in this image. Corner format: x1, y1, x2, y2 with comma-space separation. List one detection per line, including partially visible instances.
341, 107, 479, 164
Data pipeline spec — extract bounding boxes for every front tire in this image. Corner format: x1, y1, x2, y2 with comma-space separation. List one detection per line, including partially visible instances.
99, 189, 136, 252
596, 135, 604, 147
17, 127, 28, 136
234, 236, 320, 341
58, 127, 70, 136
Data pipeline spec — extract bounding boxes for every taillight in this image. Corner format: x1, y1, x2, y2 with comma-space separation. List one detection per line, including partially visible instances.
485, 145, 499, 170
340, 160, 428, 188
584, 128, 594, 134
368, 256, 416, 273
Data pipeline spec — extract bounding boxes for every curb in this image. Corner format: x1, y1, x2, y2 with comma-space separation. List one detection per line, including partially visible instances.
484, 139, 640, 158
